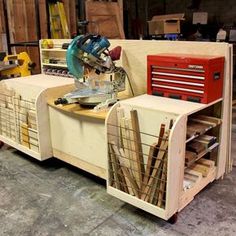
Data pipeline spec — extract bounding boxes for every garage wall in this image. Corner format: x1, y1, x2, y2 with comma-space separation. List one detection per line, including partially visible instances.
165, 0, 236, 25
0, 0, 77, 74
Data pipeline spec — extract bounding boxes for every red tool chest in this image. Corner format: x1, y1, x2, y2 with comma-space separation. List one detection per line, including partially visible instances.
147, 54, 225, 104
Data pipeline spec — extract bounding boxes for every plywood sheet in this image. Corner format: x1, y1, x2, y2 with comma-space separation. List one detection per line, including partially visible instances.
85, 1, 125, 39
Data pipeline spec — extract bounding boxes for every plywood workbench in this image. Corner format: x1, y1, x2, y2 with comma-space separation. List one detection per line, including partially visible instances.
42, 39, 233, 180
44, 39, 232, 222
0, 39, 232, 222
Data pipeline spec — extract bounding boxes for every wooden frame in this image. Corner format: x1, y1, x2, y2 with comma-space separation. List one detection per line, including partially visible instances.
1, 39, 230, 220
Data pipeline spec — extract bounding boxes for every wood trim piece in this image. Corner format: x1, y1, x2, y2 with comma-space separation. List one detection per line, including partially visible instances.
53, 148, 106, 179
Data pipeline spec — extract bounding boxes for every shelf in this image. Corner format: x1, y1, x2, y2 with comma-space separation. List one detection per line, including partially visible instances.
42, 63, 68, 68
41, 48, 67, 52
186, 116, 222, 143
120, 94, 222, 116
186, 125, 214, 143
185, 142, 219, 168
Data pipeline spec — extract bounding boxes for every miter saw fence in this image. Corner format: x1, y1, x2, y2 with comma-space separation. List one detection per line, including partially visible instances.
55, 34, 129, 111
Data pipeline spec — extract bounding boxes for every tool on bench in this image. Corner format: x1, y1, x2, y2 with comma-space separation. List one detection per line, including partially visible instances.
54, 34, 134, 111
0, 52, 35, 79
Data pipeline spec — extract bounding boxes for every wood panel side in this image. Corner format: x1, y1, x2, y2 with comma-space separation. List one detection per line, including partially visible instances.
85, 1, 124, 39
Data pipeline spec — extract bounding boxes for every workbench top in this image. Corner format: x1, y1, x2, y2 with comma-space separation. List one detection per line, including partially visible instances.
47, 99, 108, 120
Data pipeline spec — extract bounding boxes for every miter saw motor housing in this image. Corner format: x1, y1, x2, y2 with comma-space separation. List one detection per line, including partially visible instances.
54, 34, 127, 111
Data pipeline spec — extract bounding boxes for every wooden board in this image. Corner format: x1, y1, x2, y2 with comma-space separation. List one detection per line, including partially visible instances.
85, 1, 125, 39
39, 0, 48, 38
53, 148, 106, 179
0, 0, 6, 51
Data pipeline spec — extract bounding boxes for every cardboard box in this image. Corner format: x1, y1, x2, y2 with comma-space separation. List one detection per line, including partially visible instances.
148, 13, 184, 35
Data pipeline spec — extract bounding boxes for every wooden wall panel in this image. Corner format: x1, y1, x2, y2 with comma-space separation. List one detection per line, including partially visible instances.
69, 0, 77, 36
0, 0, 6, 51
39, 0, 48, 39
85, 1, 125, 39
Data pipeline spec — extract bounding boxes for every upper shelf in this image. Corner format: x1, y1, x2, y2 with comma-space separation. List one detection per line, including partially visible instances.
42, 63, 68, 68
41, 48, 67, 52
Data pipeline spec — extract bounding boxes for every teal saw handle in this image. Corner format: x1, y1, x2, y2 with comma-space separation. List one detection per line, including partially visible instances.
66, 35, 84, 80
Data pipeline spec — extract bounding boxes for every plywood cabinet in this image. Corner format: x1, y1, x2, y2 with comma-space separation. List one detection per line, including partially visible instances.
106, 94, 225, 220
0, 74, 74, 160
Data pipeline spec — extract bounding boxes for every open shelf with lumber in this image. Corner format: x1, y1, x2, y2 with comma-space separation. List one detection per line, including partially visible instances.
106, 94, 226, 221
180, 106, 223, 209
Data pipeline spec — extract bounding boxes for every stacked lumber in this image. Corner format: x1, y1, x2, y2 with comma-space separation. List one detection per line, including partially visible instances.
186, 115, 221, 140
0, 82, 39, 152
184, 158, 216, 191
108, 108, 173, 209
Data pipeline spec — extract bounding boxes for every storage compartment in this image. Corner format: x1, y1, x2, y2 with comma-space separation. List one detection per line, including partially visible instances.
180, 103, 222, 209
108, 108, 172, 209
40, 39, 74, 78
106, 95, 226, 220
0, 75, 74, 160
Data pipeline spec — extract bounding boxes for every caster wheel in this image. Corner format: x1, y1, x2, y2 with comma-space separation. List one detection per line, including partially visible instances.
167, 213, 178, 224
0, 141, 4, 148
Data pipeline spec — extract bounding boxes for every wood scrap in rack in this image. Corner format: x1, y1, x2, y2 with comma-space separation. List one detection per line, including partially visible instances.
196, 158, 215, 168
130, 110, 145, 187
185, 150, 197, 166
110, 108, 173, 208
190, 115, 222, 126
186, 141, 206, 154
141, 128, 169, 203
141, 124, 165, 200
186, 121, 212, 139
109, 142, 139, 197
195, 135, 217, 148
85, 0, 125, 38
108, 143, 121, 190
186, 163, 210, 177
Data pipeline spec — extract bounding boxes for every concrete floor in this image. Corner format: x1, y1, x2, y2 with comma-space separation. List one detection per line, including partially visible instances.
0, 146, 235, 236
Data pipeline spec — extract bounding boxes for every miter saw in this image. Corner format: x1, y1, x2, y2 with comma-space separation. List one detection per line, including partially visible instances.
54, 34, 131, 111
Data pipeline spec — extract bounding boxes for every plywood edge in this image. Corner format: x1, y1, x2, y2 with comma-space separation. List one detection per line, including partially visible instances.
166, 114, 187, 218
48, 100, 107, 120
0, 134, 44, 161
107, 186, 168, 220
53, 148, 106, 179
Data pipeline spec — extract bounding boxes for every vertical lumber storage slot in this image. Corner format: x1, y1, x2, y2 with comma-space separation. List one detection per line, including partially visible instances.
0, 84, 39, 153
106, 99, 179, 220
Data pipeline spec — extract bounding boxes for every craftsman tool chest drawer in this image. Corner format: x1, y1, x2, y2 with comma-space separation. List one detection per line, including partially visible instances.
147, 54, 225, 104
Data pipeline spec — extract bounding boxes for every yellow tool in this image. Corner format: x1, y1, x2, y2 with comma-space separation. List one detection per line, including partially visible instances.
48, 1, 70, 39
1, 52, 35, 78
